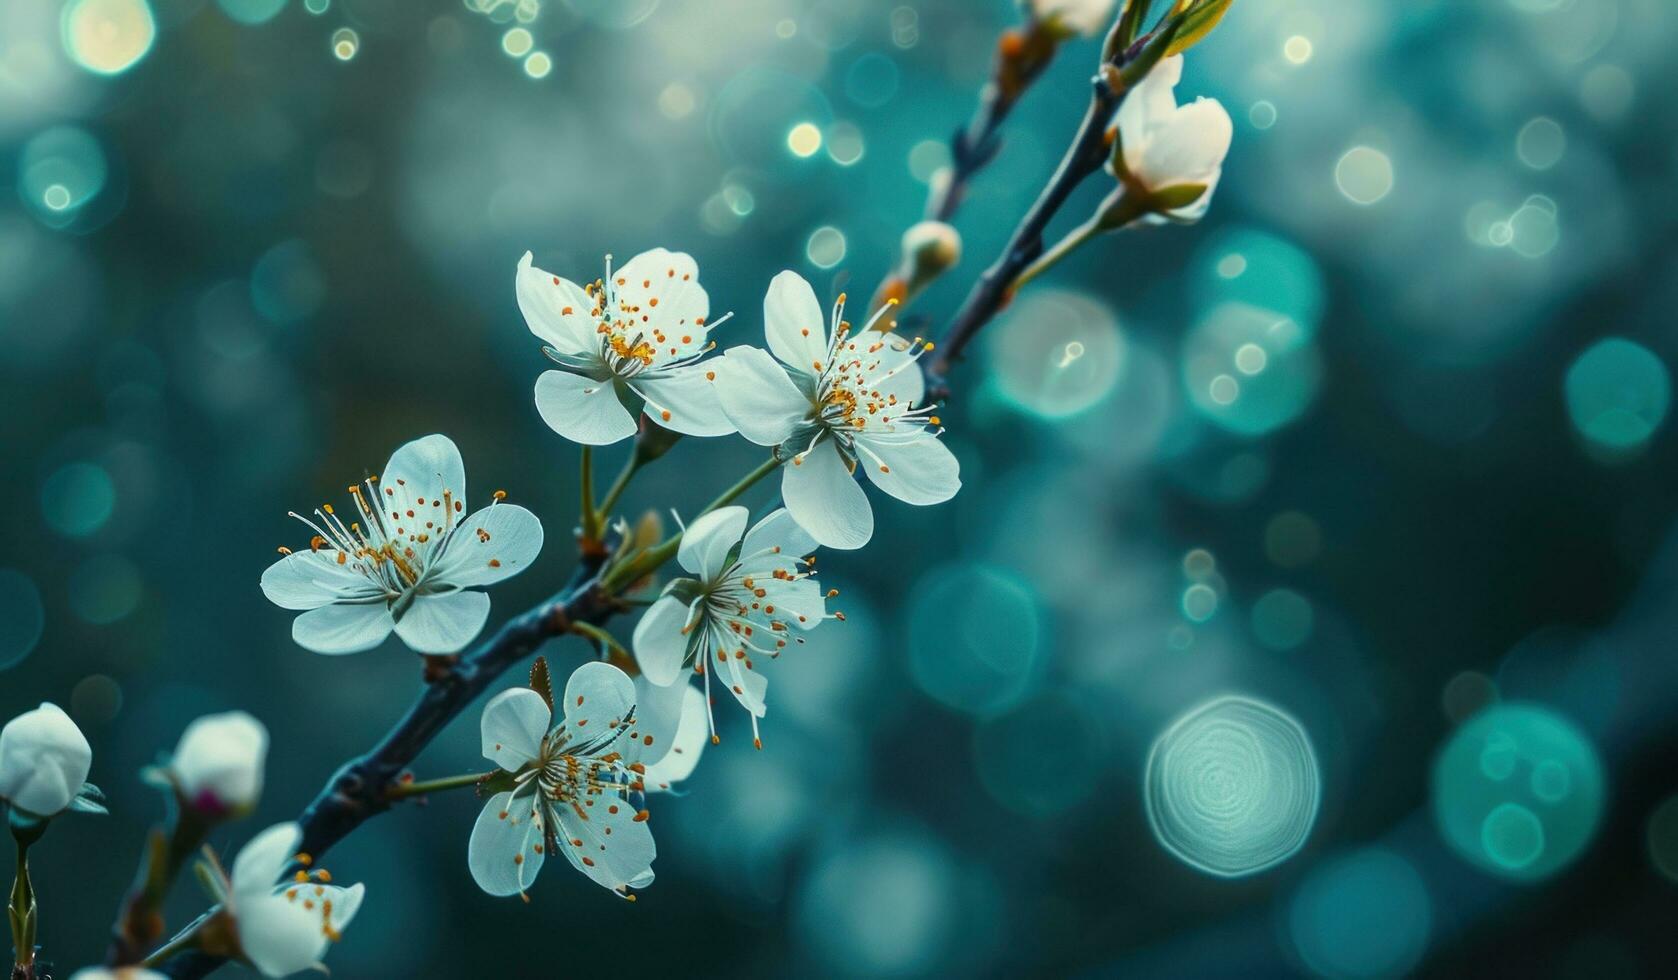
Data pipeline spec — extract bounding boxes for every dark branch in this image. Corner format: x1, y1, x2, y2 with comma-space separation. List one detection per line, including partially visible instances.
925, 73, 1119, 402
159, 549, 619, 979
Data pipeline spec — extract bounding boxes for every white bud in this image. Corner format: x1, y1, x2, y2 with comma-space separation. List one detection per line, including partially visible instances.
1030, 0, 1119, 37
1109, 55, 1233, 222
899, 220, 963, 297
0, 702, 93, 817
172, 711, 269, 814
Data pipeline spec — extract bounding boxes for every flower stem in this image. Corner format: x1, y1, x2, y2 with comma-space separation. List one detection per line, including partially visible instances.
599, 454, 782, 594
578, 445, 602, 549
595, 453, 641, 526
385, 772, 489, 801
8, 836, 35, 971
1010, 218, 1102, 294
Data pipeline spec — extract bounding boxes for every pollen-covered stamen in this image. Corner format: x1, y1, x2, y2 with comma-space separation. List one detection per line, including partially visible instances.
801, 295, 941, 446
282, 469, 499, 601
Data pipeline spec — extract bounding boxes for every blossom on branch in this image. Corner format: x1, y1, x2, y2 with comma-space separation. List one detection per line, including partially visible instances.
207, 822, 365, 978
469, 663, 658, 900
261, 434, 543, 656
631, 506, 829, 747
0, 702, 93, 818
519, 249, 735, 445
1106, 54, 1233, 224
168, 711, 269, 817
716, 273, 961, 549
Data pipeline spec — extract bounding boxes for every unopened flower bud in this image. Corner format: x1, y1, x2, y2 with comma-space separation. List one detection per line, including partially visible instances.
172, 711, 268, 816
895, 220, 963, 305
1107, 55, 1232, 224
0, 702, 92, 817
1028, 0, 1119, 38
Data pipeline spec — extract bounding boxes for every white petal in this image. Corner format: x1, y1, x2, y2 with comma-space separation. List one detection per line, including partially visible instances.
290, 602, 394, 655
70, 969, 168, 980
676, 506, 748, 577
561, 661, 637, 734
758, 576, 825, 631
782, 439, 873, 550
173, 711, 268, 811
633, 364, 735, 438
381, 434, 467, 516
556, 795, 655, 890
236, 892, 331, 978
631, 672, 689, 767
1138, 97, 1232, 189
763, 270, 829, 373
644, 685, 708, 790
1114, 54, 1185, 177
428, 503, 544, 588
714, 346, 810, 447
740, 507, 818, 565
393, 590, 490, 654
611, 248, 710, 364
259, 551, 382, 611
231, 823, 303, 899
516, 251, 598, 354
855, 430, 961, 506
534, 370, 638, 446
480, 688, 551, 772
0, 702, 92, 816
467, 790, 546, 898
240, 882, 363, 979
631, 594, 696, 687
717, 652, 769, 719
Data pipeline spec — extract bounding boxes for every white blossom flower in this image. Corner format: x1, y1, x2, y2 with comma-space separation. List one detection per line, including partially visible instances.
213, 822, 364, 978
632, 506, 828, 746
0, 702, 92, 817
171, 711, 269, 816
518, 249, 735, 446
715, 274, 960, 549
642, 684, 708, 791
1031, 0, 1118, 37
70, 968, 167, 980
469, 663, 657, 899
1107, 54, 1233, 223
260, 434, 543, 656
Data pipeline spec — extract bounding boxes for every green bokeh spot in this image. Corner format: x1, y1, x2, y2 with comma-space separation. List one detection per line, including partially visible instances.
1433, 703, 1604, 882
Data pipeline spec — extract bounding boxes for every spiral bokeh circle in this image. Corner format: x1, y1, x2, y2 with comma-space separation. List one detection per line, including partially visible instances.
1145, 695, 1322, 877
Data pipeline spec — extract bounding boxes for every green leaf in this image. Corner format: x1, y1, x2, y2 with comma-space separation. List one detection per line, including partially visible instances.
1165, 0, 1235, 56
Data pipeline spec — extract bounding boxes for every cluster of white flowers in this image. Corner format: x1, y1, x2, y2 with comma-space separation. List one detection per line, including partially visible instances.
0, 4, 1251, 976
1, 701, 361, 978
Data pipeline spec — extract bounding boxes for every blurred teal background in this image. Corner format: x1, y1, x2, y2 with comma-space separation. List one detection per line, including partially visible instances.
5, 0, 1678, 976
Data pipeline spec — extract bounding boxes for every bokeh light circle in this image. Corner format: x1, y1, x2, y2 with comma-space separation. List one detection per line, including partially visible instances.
18, 126, 107, 229
69, 554, 143, 624
1334, 146, 1394, 205
972, 692, 1100, 816
1563, 337, 1670, 456
986, 289, 1124, 419
1647, 795, 1678, 883
795, 830, 995, 978
1432, 703, 1605, 881
1191, 227, 1326, 335
907, 564, 1043, 715
42, 460, 116, 538
1252, 588, 1314, 651
61, 0, 156, 76
0, 569, 46, 671
1184, 303, 1321, 436
1287, 848, 1432, 979
216, 0, 287, 26
1145, 694, 1321, 877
